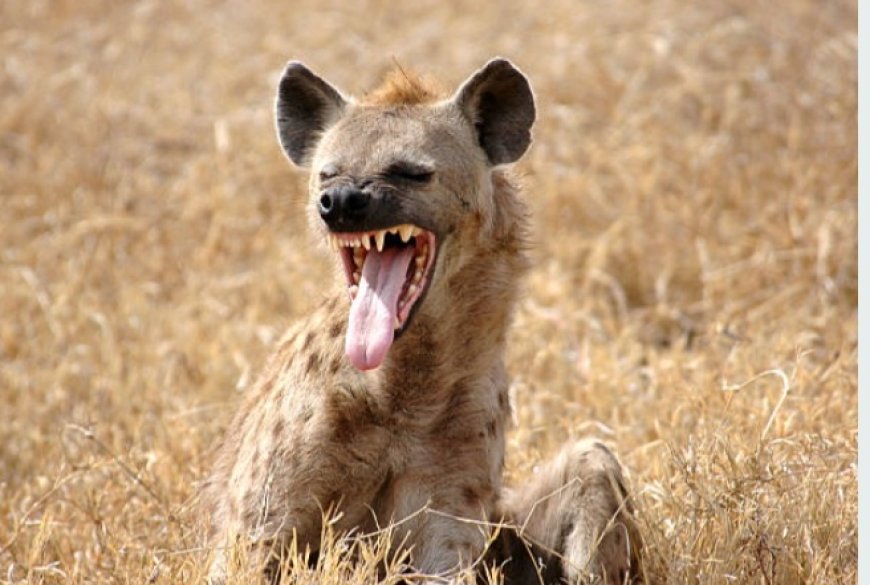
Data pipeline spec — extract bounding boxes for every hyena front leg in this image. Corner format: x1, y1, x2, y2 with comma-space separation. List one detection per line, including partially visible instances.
500, 439, 642, 584
385, 476, 495, 583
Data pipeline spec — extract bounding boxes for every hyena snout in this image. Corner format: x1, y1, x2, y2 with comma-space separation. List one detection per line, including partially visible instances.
318, 183, 373, 230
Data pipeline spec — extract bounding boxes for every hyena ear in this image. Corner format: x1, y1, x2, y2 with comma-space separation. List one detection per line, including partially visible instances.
275, 61, 347, 167
453, 58, 536, 166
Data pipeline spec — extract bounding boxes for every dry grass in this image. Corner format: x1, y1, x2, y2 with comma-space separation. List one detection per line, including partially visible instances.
0, 0, 857, 583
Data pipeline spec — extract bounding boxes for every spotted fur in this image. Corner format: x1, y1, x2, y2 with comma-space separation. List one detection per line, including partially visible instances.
203, 58, 641, 584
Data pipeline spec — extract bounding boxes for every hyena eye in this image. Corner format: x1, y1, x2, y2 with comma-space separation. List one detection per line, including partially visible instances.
385, 162, 434, 184
319, 164, 340, 181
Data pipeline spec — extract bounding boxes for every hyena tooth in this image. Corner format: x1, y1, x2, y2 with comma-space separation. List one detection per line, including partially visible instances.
394, 316, 401, 329
415, 254, 425, 268
361, 235, 371, 250
353, 270, 361, 284
349, 284, 359, 299
413, 269, 423, 283
375, 230, 386, 252
407, 283, 419, 297
399, 224, 415, 242
353, 247, 365, 266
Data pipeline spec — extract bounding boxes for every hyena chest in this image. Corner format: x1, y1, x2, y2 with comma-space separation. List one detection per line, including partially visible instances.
323, 377, 508, 519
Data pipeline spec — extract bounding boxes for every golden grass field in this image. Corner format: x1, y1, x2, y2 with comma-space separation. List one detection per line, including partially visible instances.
0, 0, 857, 583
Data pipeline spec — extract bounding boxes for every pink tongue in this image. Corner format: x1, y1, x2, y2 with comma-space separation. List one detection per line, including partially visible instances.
346, 246, 415, 370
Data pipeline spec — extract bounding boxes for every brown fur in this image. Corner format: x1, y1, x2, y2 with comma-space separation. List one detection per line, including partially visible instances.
363, 66, 444, 106
203, 59, 641, 584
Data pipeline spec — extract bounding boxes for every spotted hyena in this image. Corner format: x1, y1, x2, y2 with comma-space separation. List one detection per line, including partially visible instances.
203, 58, 641, 584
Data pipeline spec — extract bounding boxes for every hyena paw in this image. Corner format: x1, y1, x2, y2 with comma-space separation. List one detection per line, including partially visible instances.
503, 439, 642, 584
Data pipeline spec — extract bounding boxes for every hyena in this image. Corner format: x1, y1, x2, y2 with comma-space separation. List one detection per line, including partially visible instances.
203, 58, 640, 584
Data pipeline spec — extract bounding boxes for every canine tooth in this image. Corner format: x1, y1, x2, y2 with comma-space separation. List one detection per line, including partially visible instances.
375, 230, 386, 252
399, 224, 414, 242
361, 234, 371, 250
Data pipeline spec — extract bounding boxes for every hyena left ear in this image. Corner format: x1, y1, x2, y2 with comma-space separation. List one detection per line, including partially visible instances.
275, 61, 347, 167
453, 58, 536, 166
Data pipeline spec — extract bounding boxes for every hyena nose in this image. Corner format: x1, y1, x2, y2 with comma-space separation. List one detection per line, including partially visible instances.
318, 185, 371, 227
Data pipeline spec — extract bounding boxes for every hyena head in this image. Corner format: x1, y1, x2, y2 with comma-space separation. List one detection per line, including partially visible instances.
275, 59, 535, 371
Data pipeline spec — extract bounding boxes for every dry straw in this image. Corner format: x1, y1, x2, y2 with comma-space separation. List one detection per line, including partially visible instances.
0, 0, 856, 583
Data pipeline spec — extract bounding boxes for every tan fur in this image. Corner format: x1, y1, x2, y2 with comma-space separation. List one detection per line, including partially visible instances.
203, 61, 640, 584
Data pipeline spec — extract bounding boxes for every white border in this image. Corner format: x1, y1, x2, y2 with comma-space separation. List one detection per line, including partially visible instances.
859, 0, 866, 581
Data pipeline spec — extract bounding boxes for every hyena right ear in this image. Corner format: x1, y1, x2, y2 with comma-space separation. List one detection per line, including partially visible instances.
453, 58, 536, 166
275, 62, 347, 167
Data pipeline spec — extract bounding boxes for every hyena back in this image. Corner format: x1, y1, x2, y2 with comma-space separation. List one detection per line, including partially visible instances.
203, 58, 641, 584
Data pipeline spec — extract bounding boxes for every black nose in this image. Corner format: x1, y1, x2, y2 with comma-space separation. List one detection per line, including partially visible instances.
318, 185, 371, 227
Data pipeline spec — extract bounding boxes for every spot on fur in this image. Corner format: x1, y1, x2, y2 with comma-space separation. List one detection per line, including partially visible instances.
303, 331, 316, 347
332, 411, 354, 443
305, 352, 321, 374
259, 377, 275, 398
462, 485, 482, 507
498, 390, 508, 411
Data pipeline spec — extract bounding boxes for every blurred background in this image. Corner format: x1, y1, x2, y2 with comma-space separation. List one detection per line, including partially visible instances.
0, 1, 856, 583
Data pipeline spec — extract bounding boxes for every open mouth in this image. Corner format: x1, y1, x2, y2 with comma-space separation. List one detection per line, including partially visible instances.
328, 224, 437, 371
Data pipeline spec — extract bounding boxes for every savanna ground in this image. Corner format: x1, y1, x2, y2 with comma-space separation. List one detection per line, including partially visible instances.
0, 0, 857, 583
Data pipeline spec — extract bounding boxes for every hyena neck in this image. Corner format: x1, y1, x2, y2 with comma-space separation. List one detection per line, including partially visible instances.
382, 171, 530, 395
